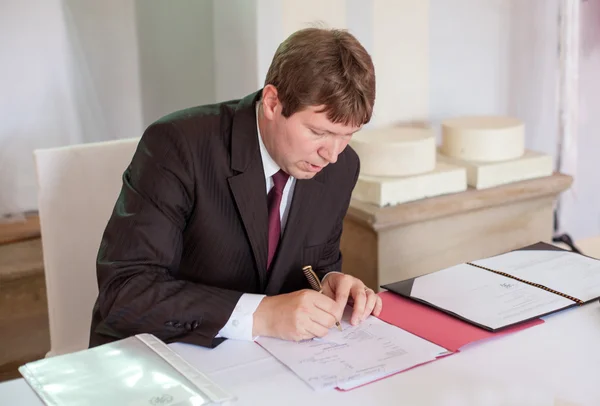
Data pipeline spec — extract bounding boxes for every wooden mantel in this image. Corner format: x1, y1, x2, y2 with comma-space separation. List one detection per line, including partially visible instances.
340, 173, 573, 291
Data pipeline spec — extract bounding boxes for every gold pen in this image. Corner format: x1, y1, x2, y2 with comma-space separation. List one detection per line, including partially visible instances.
302, 265, 343, 331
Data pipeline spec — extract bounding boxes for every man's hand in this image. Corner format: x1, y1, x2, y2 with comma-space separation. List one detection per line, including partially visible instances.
252, 290, 343, 341
321, 273, 383, 325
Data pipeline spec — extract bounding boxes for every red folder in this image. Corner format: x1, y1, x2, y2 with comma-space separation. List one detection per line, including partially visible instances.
377, 291, 544, 352
337, 292, 543, 391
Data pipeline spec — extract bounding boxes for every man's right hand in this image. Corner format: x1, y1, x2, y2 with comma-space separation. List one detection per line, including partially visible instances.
252, 290, 342, 341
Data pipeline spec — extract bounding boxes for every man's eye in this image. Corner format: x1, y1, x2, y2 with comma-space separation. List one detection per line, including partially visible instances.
311, 129, 325, 136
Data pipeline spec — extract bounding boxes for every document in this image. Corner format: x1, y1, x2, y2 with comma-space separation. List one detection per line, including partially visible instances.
382, 242, 600, 332
408, 263, 574, 330
256, 308, 449, 391
473, 249, 600, 302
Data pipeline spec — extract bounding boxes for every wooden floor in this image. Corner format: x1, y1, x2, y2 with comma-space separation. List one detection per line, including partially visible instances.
0, 215, 49, 383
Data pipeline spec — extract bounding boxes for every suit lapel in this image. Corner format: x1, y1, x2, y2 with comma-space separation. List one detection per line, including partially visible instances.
228, 91, 269, 289
266, 172, 326, 293
228, 166, 268, 289
227, 90, 329, 293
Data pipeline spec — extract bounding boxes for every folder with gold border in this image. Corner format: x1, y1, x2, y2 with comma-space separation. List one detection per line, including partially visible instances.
382, 242, 600, 332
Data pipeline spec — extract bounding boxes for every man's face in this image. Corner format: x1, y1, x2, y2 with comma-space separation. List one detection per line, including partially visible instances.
263, 104, 362, 180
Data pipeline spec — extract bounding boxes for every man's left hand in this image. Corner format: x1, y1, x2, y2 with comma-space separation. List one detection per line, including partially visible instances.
321, 273, 383, 325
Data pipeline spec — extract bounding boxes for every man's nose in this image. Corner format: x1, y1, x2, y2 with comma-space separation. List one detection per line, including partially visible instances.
320, 138, 343, 164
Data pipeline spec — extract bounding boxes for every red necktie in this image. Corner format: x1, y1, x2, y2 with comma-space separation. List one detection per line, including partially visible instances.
267, 169, 289, 270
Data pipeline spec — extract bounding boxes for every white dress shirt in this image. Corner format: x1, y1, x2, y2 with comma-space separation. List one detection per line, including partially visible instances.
216, 103, 295, 340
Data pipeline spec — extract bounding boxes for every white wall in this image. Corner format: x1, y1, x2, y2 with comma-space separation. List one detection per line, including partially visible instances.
429, 0, 512, 123
429, 0, 560, 159
507, 0, 560, 159
429, 0, 600, 240
0, 0, 80, 215
62, 0, 143, 143
135, 0, 215, 127
4, 0, 598, 239
561, 0, 600, 239
1, 0, 144, 216
62, 0, 141, 142
371, 0, 429, 127
0, 0, 216, 217
213, 0, 258, 102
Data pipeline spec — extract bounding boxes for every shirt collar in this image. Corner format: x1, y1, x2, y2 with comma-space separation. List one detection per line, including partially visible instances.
256, 102, 281, 179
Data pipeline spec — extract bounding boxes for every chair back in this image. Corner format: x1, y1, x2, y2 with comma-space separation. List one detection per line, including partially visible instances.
34, 138, 140, 356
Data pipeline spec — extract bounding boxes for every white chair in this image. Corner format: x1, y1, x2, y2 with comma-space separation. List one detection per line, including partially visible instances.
34, 138, 140, 357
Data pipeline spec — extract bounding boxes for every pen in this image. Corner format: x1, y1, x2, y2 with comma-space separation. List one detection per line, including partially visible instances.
302, 265, 343, 331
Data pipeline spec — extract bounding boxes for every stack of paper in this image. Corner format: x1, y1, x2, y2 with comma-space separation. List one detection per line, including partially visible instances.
257, 307, 450, 391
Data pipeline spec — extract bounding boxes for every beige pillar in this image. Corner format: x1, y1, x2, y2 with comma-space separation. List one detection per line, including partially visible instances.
370, 0, 429, 127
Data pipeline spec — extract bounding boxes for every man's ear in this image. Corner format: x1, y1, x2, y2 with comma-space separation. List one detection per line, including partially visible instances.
261, 84, 280, 120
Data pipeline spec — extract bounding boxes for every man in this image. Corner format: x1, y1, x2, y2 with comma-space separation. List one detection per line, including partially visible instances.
89, 27, 382, 349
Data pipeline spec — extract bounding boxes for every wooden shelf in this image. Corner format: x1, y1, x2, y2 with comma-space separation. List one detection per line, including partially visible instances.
0, 213, 40, 245
341, 173, 574, 290
346, 173, 573, 231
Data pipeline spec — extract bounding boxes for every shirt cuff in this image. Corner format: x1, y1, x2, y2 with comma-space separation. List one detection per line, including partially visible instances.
216, 293, 265, 341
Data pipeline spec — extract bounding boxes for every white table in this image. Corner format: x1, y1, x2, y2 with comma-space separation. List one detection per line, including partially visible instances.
2, 301, 600, 406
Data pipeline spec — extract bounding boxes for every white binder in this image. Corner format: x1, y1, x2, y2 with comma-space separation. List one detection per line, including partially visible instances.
18, 334, 235, 405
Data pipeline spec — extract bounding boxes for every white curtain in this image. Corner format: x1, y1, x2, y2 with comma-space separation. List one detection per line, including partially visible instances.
0, 0, 143, 217
1, 0, 82, 217
0, 0, 215, 218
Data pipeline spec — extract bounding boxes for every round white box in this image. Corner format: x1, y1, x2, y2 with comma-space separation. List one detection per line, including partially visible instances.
350, 127, 436, 177
441, 116, 525, 162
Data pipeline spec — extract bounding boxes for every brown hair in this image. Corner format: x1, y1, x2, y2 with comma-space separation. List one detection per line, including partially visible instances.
264, 28, 376, 127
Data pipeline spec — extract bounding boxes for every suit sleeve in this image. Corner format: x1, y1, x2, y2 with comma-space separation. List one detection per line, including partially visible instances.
313, 153, 360, 280
92, 121, 242, 348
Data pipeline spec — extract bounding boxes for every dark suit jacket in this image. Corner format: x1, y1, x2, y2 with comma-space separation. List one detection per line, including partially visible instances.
89, 90, 360, 348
